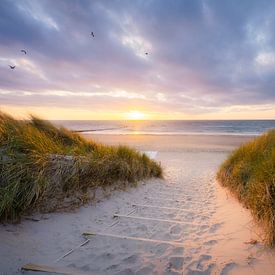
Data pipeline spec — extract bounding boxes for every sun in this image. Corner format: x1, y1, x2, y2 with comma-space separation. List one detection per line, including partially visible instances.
125, 111, 147, 120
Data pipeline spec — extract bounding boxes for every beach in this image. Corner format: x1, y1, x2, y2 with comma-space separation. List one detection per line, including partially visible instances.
0, 134, 274, 274
86, 134, 253, 152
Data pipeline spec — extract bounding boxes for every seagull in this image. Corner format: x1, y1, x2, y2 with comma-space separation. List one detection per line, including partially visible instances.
91, 32, 95, 37
21, 49, 27, 54
9, 65, 15, 69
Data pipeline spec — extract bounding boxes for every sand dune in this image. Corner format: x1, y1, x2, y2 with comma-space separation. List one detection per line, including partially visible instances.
0, 135, 274, 274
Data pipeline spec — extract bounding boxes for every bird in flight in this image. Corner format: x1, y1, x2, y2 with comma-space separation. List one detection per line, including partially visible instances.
91, 32, 95, 37
9, 65, 15, 69
21, 49, 27, 54
145, 52, 148, 55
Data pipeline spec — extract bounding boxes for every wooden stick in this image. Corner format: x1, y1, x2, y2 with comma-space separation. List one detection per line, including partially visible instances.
126, 208, 137, 216
83, 232, 185, 247
104, 208, 136, 231
55, 239, 90, 263
22, 263, 95, 275
113, 213, 207, 226
108, 219, 120, 228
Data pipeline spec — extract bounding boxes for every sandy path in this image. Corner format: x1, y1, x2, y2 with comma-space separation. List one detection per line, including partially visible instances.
0, 137, 275, 274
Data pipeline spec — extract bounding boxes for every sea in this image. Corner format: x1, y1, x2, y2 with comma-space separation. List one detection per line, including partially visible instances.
52, 120, 275, 136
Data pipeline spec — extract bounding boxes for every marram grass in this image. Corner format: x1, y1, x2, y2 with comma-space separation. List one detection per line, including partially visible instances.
0, 112, 162, 221
217, 130, 275, 245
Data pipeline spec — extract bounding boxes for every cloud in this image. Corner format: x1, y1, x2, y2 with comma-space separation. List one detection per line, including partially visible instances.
255, 51, 275, 66
0, 0, 274, 118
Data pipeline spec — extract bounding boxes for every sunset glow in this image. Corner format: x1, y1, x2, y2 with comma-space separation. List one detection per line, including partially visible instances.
125, 111, 147, 120
0, 1, 275, 120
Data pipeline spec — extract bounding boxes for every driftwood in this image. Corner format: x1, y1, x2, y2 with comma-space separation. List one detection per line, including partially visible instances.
55, 239, 90, 263
113, 213, 207, 226
21, 263, 96, 275
83, 231, 185, 246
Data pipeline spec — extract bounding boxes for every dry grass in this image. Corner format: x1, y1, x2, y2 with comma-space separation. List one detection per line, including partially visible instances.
217, 130, 275, 245
0, 112, 162, 221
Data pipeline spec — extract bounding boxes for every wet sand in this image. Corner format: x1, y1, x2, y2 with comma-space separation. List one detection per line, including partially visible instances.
0, 134, 274, 274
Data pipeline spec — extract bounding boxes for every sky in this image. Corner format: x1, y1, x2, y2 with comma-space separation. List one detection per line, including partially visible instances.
0, 0, 275, 120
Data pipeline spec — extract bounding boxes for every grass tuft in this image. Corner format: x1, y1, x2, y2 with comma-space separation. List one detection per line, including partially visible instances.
0, 112, 162, 221
217, 130, 275, 245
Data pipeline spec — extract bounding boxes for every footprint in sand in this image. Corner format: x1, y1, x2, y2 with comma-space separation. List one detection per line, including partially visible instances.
203, 239, 218, 246
220, 261, 237, 275
168, 256, 185, 270
186, 254, 216, 274
170, 224, 182, 235
154, 243, 170, 256
209, 222, 223, 233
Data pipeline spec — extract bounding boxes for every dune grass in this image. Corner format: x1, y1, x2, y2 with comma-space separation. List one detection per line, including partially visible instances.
217, 130, 275, 245
0, 112, 162, 221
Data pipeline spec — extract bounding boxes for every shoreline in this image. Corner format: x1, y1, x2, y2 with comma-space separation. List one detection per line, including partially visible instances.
80, 132, 260, 136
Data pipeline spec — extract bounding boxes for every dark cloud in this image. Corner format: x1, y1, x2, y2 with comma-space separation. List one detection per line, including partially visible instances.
0, 0, 275, 117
